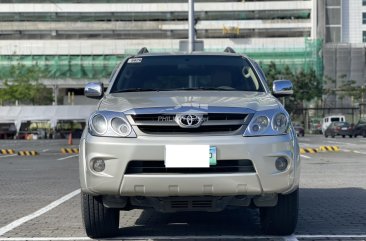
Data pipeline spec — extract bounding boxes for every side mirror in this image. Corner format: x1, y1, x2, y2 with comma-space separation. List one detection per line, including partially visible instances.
84, 82, 104, 99
273, 80, 293, 97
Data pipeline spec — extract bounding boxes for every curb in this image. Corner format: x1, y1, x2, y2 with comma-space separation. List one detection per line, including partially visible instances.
300, 148, 318, 154
0, 149, 15, 155
300, 146, 340, 154
318, 146, 340, 152
61, 148, 79, 154
18, 151, 39, 156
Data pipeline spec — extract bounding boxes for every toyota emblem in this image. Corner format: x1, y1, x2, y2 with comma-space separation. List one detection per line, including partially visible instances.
175, 114, 203, 128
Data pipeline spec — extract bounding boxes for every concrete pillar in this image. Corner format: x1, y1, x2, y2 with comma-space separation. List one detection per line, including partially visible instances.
53, 85, 58, 106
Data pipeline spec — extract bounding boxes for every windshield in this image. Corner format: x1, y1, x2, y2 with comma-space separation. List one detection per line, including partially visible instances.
330, 117, 340, 122
110, 55, 265, 93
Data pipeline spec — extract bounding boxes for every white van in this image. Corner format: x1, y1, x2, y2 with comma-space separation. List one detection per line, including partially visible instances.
322, 115, 346, 134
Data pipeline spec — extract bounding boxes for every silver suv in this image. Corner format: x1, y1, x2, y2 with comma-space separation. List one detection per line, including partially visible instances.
80, 49, 300, 238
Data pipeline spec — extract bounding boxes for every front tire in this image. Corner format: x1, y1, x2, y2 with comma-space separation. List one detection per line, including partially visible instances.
260, 189, 299, 235
81, 192, 120, 238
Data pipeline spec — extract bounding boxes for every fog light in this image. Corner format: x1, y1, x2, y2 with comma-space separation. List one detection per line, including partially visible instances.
92, 159, 105, 172
275, 157, 288, 171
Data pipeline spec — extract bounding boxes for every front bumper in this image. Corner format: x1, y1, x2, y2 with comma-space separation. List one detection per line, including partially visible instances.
79, 133, 300, 197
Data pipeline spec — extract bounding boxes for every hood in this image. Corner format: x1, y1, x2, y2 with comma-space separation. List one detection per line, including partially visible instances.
98, 91, 280, 113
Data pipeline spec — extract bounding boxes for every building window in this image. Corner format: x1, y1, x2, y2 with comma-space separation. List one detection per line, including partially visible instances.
364, 0, 366, 5
364, 13, 366, 24
363, 31, 366, 42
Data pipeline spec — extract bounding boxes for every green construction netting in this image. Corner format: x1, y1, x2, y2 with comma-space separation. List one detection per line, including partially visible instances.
0, 55, 125, 79
0, 39, 323, 80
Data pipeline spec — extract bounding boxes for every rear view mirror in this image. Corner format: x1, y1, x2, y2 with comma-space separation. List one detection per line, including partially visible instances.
273, 80, 293, 97
84, 82, 104, 99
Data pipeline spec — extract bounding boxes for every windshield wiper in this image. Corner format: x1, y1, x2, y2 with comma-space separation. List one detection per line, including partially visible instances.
114, 88, 161, 93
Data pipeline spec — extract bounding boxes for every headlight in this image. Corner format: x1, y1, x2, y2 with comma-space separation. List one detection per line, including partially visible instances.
251, 116, 270, 133
91, 114, 107, 135
273, 113, 288, 133
88, 111, 136, 138
111, 117, 132, 137
244, 109, 289, 136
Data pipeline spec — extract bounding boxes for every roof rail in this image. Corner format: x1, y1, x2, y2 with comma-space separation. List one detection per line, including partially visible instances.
137, 47, 149, 55
224, 47, 236, 53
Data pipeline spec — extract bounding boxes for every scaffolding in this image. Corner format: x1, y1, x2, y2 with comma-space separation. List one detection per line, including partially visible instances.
0, 38, 323, 80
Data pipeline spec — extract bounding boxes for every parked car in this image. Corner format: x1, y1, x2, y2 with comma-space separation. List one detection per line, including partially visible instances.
324, 121, 353, 138
353, 119, 366, 137
293, 122, 305, 137
0, 122, 17, 139
16, 121, 51, 139
322, 115, 346, 134
80, 49, 301, 238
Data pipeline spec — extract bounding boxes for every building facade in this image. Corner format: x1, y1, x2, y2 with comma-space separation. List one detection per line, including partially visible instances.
0, 0, 318, 105
318, 0, 366, 109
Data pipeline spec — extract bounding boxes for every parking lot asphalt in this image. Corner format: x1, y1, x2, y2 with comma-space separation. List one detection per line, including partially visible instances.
0, 136, 365, 241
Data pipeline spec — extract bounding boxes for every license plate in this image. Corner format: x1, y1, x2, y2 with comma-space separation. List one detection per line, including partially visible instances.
342, 127, 347, 130
165, 145, 216, 168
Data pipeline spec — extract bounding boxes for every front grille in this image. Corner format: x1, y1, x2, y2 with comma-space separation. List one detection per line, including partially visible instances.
138, 125, 242, 133
125, 160, 256, 174
130, 113, 249, 135
132, 114, 175, 122
131, 113, 247, 122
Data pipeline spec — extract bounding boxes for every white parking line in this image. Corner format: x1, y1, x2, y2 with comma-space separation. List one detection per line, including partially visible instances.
57, 154, 78, 161
0, 189, 80, 236
353, 150, 366, 155
0, 154, 16, 159
283, 235, 299, 241
42, 149, 49, 152
325, 140, 359, 146
3, 235, 366, 240
300, 154, 311, 159
1, 235, 366, 240
0, 236, 294, 241
0, 238, 90, 241
297, 234, 366, 238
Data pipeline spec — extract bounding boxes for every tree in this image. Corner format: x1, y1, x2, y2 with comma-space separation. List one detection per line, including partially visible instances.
323, 75, 366, 107
262, 63, 322, 113
0, 64, 53, 105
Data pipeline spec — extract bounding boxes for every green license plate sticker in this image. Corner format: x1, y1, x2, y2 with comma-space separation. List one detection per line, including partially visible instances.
209, 146, 217, 166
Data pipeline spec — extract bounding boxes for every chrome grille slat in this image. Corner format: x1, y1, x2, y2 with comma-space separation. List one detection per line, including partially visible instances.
129, 112, 252, 135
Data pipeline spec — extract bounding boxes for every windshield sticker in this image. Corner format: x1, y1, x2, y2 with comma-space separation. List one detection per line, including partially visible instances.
128, 58, 142, 63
